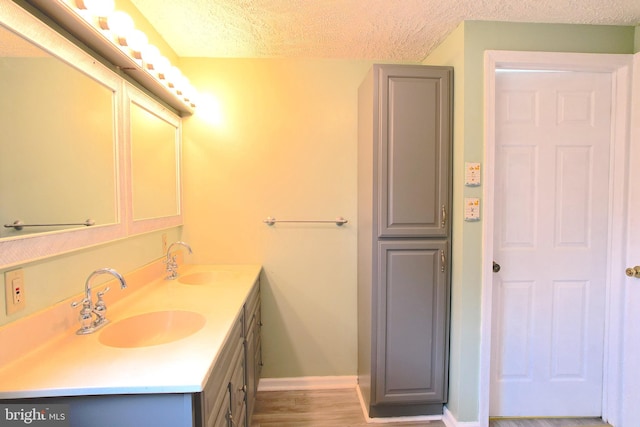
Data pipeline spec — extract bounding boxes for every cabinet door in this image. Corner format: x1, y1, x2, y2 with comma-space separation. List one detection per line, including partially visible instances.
244, 282, 261, 425
377, 65, 452, 238
375, 240, 449, 404
230, 344, 246, 427
209, 386, 231, 427
245, 309, 259, 422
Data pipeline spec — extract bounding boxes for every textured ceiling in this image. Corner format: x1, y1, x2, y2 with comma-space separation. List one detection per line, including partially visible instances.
130, 0, 640, 61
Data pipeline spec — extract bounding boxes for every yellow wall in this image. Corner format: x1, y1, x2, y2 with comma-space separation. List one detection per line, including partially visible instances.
180, 58, 373, 377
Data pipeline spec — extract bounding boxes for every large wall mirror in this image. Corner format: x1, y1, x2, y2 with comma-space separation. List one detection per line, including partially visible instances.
0, 1, 125, 269
0, 27, 118, 239
126, 84, 182, 235
0, 1, 183, 269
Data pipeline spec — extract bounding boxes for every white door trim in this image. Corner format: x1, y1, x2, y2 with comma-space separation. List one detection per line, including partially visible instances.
480, 50, 633, 427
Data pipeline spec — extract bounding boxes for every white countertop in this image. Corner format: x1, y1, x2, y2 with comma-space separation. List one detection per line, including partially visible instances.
0, 264, 261, 399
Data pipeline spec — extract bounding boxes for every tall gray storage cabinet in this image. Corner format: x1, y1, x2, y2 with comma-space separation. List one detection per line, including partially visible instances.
357, 64, 453, 418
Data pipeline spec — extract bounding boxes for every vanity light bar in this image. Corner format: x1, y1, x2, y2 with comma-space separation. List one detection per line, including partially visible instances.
24, 0, 197, 115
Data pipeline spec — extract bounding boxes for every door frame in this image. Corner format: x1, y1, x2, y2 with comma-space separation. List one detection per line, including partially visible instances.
479, 50, 633, 427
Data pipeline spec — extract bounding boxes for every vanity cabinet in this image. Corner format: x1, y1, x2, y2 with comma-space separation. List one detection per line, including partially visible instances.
357, 64, 452, 417
244, 281, 262, 425
198, 315, 245, 427
0, 278, 262, 427
198, 279, 261, 427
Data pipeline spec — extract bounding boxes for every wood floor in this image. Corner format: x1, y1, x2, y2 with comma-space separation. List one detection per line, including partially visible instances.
250, 388, 445, 426
490, 419, 609, 427
250, 388, 610, 427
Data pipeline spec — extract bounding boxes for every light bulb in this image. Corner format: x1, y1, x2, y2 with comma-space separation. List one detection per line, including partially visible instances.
182, 82, 197, 103
155, 56, 171, 79
126, 29, 148, 56
141, 44, 161, 69
165, 65, 183, 88
104, 11, 134, 38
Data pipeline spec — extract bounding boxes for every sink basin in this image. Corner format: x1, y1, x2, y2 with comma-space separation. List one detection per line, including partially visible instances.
178, 271, 239, 285
99, 310, 206, 348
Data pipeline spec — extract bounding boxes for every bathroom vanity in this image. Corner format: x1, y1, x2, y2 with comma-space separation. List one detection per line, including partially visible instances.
0, 264, 262, 427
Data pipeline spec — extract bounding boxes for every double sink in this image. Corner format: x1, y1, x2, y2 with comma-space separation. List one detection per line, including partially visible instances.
98, 270, 242, 348
0, 264, 261, 399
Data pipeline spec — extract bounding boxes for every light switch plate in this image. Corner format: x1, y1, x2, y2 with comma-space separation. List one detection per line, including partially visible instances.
464, 198, 481, 221
465, 162, 481, 186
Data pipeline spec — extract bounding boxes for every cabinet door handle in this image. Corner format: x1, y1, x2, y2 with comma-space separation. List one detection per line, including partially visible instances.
441, 205, 447, 228
440, 250, 446, 273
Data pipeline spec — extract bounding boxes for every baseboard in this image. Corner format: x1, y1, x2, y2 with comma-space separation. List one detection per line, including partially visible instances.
257, 375, 357, 391
257, 377, 481, 426
355, 384, 443, 424
443, 406, 481, 427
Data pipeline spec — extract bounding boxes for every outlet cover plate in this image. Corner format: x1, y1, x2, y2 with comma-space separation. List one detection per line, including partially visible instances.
5, 269, 26, 315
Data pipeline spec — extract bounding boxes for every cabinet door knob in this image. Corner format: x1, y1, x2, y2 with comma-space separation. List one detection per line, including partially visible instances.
493, 262, 501, 273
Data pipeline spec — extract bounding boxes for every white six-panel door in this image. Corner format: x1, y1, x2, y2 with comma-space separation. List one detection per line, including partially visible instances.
621, 52, 640, 427
490, 70, 613, 416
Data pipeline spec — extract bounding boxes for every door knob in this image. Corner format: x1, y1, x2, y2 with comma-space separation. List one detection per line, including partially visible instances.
493, 262, 501, 273
625, 266, 640, 278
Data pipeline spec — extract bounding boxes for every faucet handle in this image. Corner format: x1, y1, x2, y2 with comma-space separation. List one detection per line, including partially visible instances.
71, 297, 90, 309
96, 286, 110, 298
95, 287, 110, 312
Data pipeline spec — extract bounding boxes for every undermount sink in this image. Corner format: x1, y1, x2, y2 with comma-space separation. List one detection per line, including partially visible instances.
178, 271, 239, 285
99, 310, 206, 348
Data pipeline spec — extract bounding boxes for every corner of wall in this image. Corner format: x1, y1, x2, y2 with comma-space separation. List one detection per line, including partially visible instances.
421, 20, 472, 424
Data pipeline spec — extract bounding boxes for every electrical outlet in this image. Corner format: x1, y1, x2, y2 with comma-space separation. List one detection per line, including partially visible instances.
161, 233, 168, 254
5, 269, 26, 315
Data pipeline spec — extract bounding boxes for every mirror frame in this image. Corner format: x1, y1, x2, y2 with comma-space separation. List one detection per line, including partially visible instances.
0, 0, 126, 269
124, 83, 183, 235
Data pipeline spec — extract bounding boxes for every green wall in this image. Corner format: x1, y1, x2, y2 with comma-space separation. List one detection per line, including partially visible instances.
423, 21, 635, 423
0, 228, 181, 326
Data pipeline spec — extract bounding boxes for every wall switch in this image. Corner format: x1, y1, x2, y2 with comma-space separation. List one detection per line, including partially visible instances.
5, 269, 26, 315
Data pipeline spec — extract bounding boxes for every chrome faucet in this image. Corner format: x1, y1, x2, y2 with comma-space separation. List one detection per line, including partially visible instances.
71, 268, 127, 335
165, 241, 193, 280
